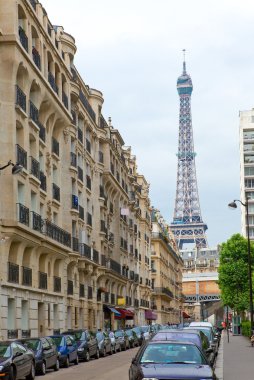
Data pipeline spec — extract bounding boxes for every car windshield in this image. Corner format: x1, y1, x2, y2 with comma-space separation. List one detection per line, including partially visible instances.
188, 328, 211, 341
140, 343, 206, 364
125, 330, 132, 336
141, 326, 149, 333
96, 332, 104, 341
152, 333, 200, 347
114, 331, 123, 337
23, 339, 40, 351
132, 327, 141, 334
51, 336, 64, 347
0, 344, 11, 358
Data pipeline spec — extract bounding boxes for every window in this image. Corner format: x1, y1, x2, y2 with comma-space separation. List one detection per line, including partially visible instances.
244, 155, 254, 163
244, 130, 254, 139
245, 179, 254, 188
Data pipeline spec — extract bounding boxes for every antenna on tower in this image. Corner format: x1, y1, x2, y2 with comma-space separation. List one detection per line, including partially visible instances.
182, 49, 186, 74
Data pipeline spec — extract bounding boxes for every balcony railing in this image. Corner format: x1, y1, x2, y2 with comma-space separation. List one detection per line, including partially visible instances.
52, 183, 60, 202
80, 284, 85, 298
130, 271, 135, 281
38, 122, 46, 142
19, 26, 28, 52
93, 249, 99, 263
79, 90, 96, 123
8, 262, 19, 283
154, 287, 174, 298
111, 293, 115, 305
101, 254, 107, 267
100, 220, 107, 233
79, 205, 84, 220
62, 92, 68, 109
67, 280, 74, 295
16, 85, 26, 112
40, 171, 47, 192
8, 330, 18, 339
45, 220, 71, 248
31, 211, 44, 233
78, 166, 83, 182
99, 151, 104, 163
48, 72, 58, 94
71, 194, 79, 210
29, 101, 39, 124
86, 139, 91, 154
79, 243, 91, 260
30, 156, 40, 179
22, 266, 32, 286
88, 286, 93, 299
70, 152, 77, 167
72, 237, 79, 252
16, 144, 27, 169
87, 212, 92, 226
54, 276, 61, 292
86, 175, 91, 190
78, 127, 83, 143
134, 299, 139, 308
52, 137, 59, 156
134, 274, 139, 283
109, 259, 121, 275
17, 203, 29, 226
39, 271, 47, 289
32, 46, 41, 69
104, 292, 109, 303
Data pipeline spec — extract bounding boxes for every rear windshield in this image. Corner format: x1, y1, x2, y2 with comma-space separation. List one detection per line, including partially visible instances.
51, 336, 64, 347
141, 326, 149, 333
96, 332, 104, 341
0, 344, 11, 358
23, 339, 40, 351
132, 327, 141, 334
152, 333, 200, 347
114, 331, 123, 337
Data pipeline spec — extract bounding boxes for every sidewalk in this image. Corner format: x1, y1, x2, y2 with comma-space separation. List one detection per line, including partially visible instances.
223, 331, 254, 380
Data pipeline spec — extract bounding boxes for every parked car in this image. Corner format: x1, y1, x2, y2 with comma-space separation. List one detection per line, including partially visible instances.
139, 326, 152, 341
185, 326, 218, 365
129, 340, 217, 380
62, 330, 99, 361
18, 337, 59, 375
0, 341, 35, 380
125, 329, 139, 348
49, 334, 79, 367
131, 327, 143, 345
108, 331, 121, 353
114, 330, 130, 350
96, 331, 112, 356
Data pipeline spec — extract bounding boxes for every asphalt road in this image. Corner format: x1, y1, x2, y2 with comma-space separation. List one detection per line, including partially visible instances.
45, 347, 139, 380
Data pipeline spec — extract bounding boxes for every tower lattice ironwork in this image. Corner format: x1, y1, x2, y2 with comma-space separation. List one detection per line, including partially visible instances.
170, 54, 208, 249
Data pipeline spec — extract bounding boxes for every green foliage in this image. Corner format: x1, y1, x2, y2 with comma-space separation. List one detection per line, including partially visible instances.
218, 234, 254, 313
241, 320, 251, 337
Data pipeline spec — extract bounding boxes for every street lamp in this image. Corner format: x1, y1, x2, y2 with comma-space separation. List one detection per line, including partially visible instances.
0, 160, 23, 175
228, 198, 253, 334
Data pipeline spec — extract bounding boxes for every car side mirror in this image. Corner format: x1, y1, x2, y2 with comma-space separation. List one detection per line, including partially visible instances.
131, 358, 137, 364
206, 347, 213, 354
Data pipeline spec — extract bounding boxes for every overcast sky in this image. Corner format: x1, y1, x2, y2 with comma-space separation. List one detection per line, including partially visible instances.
41, 0, 254, 247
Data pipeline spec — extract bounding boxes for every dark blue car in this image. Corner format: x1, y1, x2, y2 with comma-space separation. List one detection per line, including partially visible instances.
49, 335, 79, 368
129, 340, 217, 380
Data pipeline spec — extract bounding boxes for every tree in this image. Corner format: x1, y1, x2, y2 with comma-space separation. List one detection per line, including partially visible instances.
218, 233, 254, 313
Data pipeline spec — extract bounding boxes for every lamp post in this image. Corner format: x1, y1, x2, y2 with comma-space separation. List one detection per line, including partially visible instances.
0, 160, 23, 174
228, 198, 253, 334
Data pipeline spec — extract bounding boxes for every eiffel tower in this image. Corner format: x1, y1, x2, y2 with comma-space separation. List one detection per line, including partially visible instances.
170, 52, 208, 249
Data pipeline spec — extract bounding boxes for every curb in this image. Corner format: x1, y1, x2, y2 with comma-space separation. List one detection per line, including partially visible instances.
215, 333, 223, 380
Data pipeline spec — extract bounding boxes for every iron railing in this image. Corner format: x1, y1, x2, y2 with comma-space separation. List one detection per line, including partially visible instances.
79, 243, 91, 259
78, 127, 83, 143
109, 259, 121, 275
86, 175, 91, 190
16, 85, 26, 112
62, 92, 68, 109
54, 276, 61, 292
67, 280, 74, 295
80, 284, 85, 298
48, 72, 58, 94
22, 266, 32, 286
52, 137, 59, 156
87, 212, 92, 226
32, 46, 41, 69
31, 211, 44, 233
8, 330, 18, 339
40, 171, 46, 192
72, 237, 79, 252
39, 271, 47, 289
30, 156, 40, 179
78, 166, 83, 182
154, 287, 174, 298
8, 262, 19, 283
86, 139, 91, 154
93, 249, 99, 263
79, 90, 96, 122
87, 286, 93, 299
45, 220, 71, 248
16, 144, 27, 169
52, 183, 60, 202
29, 101, 39, 124
17, 203, 29, 226
70, 152, 77, 167
18, 26, 28, 51
38, 122, 45, 142
79, 205, 84, 220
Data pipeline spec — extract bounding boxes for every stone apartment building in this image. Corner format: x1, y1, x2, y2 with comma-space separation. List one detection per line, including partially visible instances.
150, 209, 184, 324
0, 0, 152, 339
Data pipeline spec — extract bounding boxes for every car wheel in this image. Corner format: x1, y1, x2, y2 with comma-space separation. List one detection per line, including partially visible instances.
40, 361, 46, 376
53, 359, 60, 371
9, 366, 16, 380
84, 350, 90, 362
26, 362, 35, 380
95, 348, 100, 359
64, 356, 70, 368
74, 355, 79, 365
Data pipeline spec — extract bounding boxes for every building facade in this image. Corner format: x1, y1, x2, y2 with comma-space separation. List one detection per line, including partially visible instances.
0, 0, 152, 339
150, 209, 183, 325
239, 109, 254, 240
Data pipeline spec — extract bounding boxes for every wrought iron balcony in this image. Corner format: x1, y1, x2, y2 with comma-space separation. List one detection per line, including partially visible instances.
100, 220, 107, 233
86, 139, 91, 154
86, 175, 91, 190
104, 292, 109, 303
8, 262, 19, 283
99, 151, 104, 163
40, 171, 47, 192
101, 254, 107, 267
79, 90, 96, 123
21, 330, 31, 338
22, 266, 32, 286
154, 287, 174, 298
78, 166, 83, 182
39, 271, 47, 289
88, 286, 93, 299
111, 293, 115, 305
129, 245, 134, 254
45, 220, 71, 248
29, 101, 39, 124
79, 243, 91, 259
109, 259, 121, 275
71, 194, 79, 210
31, 211, 44, 233
30, 156, 40, 179
134, 299, 139, 308
32, 46, 41, 69
87, 212, 92, 226
54, 276, 61, 292
80, 284, 85, 298
52, 137, 59, 156
8, 330, 18, 339
52, 183, 60, 202
130, 271, 135, 281
16, 144, 27, 169
93, 249, 99, 263
134, 274, 139, 283
67, 280, 74, 295
71, 110, 77, 125
77, 127, 83, 143
70, 152, 77, 167
72, 237, 79, 252
16, 85, 26, 112
62, 91, 68, 109
79, 205, 84, 220
17, 203, 29, 226
48, 72, 58, 94
38, 121, 45, 142
18, 26, 28, 52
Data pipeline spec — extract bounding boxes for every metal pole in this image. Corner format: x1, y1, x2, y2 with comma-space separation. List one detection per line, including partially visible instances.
226, 305, 229, 343
246, 198, 254, 334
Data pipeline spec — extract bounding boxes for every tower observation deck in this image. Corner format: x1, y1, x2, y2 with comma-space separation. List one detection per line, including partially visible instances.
170, 54, 208, 249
